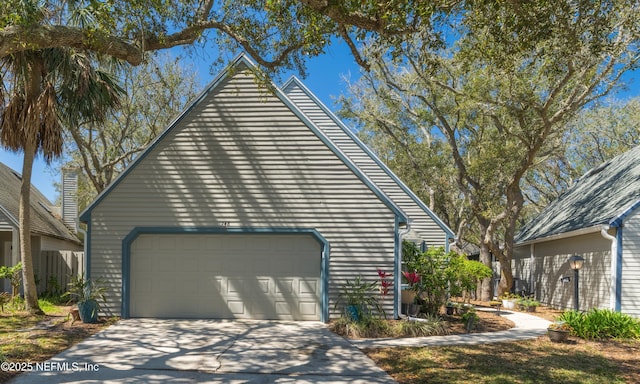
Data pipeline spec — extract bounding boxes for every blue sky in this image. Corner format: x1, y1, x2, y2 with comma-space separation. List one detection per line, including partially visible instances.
1, 40, 638, 203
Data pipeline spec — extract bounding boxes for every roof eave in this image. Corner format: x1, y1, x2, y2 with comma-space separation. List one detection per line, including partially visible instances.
609, 198, 640, 228
516, 224, 604, 246
0, 204, 19, 227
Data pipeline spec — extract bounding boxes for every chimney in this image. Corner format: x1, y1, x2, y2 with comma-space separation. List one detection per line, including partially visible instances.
61, 168, 79, 233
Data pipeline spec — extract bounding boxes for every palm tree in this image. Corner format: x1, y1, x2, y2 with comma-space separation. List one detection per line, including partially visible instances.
0, 48, 121, 314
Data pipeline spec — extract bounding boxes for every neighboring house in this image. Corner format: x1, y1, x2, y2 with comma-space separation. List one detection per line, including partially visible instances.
80, 54, 452, 322
0, 163, 82, 293
514, 145, 640, 317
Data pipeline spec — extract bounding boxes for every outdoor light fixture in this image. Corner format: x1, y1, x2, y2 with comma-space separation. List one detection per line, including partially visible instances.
568, 255, 585, 311
569, 255, 585, 271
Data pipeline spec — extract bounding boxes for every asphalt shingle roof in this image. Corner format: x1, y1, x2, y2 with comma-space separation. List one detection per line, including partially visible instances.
516, 145, 640, 243
0, 162, 80, 243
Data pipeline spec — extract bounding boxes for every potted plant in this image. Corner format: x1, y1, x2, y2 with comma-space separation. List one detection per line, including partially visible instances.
547, 321, 571, 342
402, 271, 421, 316
335, 275, 381, 321
64, 276, 106, 323
445, 301, 455, 316
518, 298, 540, 312
500, 292, 519, 310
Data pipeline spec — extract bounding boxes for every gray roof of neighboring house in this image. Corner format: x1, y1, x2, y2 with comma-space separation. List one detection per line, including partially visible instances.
0, 162, 80, 243
516, 145, 640, 243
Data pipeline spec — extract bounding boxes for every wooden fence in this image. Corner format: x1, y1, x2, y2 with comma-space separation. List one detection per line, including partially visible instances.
36, 251, 85, 294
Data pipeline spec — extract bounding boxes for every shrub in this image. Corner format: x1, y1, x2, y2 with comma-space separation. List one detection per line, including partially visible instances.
400, 315, 448, 337
403, 241, 492, 316
461, 308, 480, 332
558, 309, 640, 340
330, 316, 390, 339
335, 275, 382, 320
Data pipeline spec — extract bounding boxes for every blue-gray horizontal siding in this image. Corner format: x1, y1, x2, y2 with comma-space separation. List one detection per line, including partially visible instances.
89, 70, 396, 318
514, 233, 611, 311
622, 209, 640, 317
283, 82, 447, 247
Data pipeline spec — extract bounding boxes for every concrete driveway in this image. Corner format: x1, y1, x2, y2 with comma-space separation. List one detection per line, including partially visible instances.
8, 319, 396, 383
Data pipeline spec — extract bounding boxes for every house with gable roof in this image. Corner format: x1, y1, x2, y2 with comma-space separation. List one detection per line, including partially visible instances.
79, 54, 453, 321
514, 145, 640, 317
0, 163, 82, 293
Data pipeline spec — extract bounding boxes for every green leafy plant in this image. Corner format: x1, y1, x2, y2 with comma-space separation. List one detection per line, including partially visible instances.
500, 292, 519, 300
517, 298, 540, 310
0, 292, 9, 312
64, 276, 107, 304
447, 254, 492, 301
461, 308, 479, 332
64, 276, 107, 323
335, 275, 382, 320
559, 309, 640, 340
0, 263, 22, 300
403, 241, 492, 316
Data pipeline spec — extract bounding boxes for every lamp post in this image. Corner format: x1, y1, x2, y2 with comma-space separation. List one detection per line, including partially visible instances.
568, 255, 585, 311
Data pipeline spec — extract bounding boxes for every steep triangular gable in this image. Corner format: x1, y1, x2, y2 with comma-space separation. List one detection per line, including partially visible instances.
281, 77, 454, 243
80, 54, 407, 223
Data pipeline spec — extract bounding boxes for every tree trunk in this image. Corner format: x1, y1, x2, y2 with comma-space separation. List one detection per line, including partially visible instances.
476, 219, 493, 300
498, 266, 514, 297
19, 142, 43, 315
477, 241, 493, 300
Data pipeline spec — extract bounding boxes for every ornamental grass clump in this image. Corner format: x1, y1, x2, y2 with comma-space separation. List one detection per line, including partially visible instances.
558, 309, 640, 340
400, 315, 448, 337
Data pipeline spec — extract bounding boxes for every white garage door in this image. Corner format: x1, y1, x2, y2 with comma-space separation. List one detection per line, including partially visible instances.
130, 233, 322, 320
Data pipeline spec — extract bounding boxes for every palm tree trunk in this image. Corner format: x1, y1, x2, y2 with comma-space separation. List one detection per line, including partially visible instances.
19, 142, 43, 315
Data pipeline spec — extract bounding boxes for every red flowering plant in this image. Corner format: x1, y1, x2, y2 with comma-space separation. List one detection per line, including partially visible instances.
377, 269, 393, 319
402, 270, 421, 291
377, 269, 393, 296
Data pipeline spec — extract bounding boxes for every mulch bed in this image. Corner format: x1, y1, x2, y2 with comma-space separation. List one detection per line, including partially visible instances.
445, 307, 514, 335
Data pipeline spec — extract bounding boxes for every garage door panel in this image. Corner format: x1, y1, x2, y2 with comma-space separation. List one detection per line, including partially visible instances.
130, 233, 321, 320
299, 279, 319, 295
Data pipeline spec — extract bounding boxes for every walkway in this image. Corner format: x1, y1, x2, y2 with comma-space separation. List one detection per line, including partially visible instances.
350, 308, 552, 349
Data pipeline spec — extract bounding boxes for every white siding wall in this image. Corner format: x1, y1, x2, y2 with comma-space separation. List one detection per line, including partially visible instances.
515, 233, 611, 311
622, 208, 640, 317
283, 82, 448, 248
89, 68, 397, 318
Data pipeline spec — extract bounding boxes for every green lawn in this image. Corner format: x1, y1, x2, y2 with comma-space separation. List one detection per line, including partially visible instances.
366, 337, 640, 384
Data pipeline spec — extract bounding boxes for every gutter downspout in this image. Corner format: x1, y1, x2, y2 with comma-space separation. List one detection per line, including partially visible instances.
529, 243, 535, 297
600, 225, 617, 310
396, 218, 413, 319
76, 219, 88, 280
